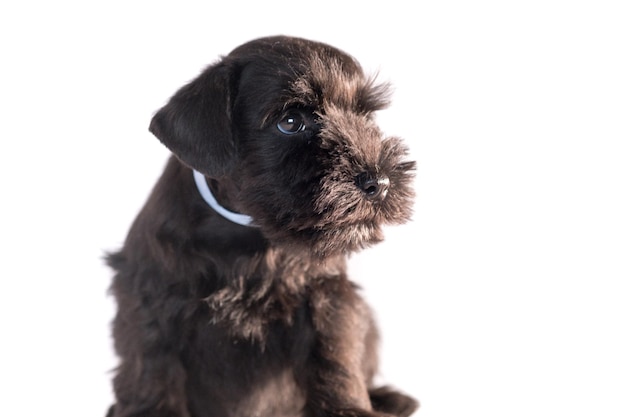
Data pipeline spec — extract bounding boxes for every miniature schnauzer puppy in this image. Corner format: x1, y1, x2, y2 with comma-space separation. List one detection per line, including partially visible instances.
107, 35, 417, 417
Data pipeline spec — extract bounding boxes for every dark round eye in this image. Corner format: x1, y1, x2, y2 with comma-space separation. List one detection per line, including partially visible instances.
277, 112, 306, 135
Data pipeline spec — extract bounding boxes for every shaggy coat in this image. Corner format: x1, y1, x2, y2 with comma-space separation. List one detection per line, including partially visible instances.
107, 36, 417, 417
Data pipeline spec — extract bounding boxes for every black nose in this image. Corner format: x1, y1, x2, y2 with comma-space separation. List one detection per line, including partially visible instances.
356, 172, 390, 201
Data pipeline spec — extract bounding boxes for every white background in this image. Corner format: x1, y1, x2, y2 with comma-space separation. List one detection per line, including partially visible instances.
1, 1, 625, 416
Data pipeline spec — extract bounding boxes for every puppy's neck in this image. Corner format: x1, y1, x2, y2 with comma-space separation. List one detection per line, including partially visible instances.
193, 170, 256, 227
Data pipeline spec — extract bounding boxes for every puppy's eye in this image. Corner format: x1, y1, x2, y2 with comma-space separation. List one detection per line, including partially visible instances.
277, 112, 306, 135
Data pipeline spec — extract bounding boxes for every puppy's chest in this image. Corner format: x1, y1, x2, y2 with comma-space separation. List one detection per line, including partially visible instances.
186, 293, 314, 417
200, 261, 343, 343
185, 268, 354, 416
202, 274, 313, 344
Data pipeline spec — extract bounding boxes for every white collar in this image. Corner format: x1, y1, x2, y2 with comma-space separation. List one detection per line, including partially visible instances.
193, 170, 256, 227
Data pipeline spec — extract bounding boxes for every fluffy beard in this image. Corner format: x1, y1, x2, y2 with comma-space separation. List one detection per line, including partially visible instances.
239, 139, 415, 257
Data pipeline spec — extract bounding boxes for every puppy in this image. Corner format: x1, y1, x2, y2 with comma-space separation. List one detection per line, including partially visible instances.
107, 36, 417, 417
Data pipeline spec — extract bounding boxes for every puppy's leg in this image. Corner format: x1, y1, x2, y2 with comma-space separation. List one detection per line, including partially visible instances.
108, 257, 191, 417
305, 278, 399, 417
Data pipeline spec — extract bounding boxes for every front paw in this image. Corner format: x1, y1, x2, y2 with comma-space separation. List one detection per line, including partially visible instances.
327, 408, 396, 417
369, 386, 419, 417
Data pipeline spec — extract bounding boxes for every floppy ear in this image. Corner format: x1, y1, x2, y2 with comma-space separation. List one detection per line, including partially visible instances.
149, 61, 238, 177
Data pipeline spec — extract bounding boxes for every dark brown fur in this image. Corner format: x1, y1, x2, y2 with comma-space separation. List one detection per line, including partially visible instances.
107, 36, 418, 417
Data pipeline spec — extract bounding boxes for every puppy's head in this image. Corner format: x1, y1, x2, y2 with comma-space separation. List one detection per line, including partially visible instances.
150, 36, 415, 256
